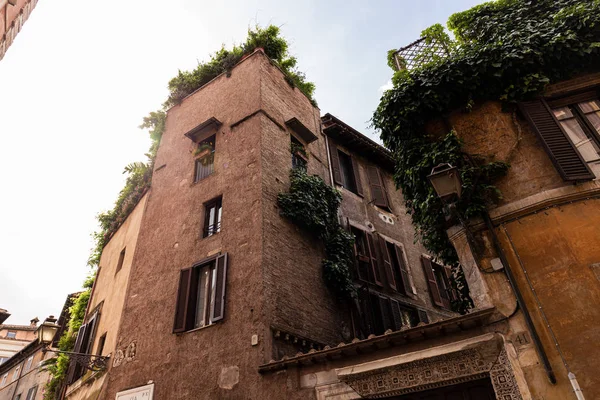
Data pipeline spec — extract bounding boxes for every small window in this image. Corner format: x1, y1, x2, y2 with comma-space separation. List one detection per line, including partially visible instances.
115, 247, 126, 275
291, 136, 307, 171
203, 197, 222, 238
25, 356, 34, 372
97, 333, 107, 356
194, 134, 216, 183
338, 150, 358, 194
6, 331, 16, 339
25, 386, 37, 400
1, 373, 7, 386
173, 254, 229, 333
384, 241, 412, 295
0, 357, 8, 365
12, 366, 20, 381
351, 227, 382, 286
421, 256, 457, 310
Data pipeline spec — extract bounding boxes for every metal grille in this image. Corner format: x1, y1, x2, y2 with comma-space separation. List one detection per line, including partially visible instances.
195, 152, 215, 182
394, 37, 451, 71
204, 221, 221, 237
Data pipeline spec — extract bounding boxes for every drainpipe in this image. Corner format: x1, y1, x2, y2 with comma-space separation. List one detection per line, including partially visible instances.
482, 211, 557, 384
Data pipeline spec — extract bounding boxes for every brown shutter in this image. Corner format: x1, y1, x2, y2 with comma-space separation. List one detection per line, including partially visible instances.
369, 293, 384, 334
366, 166, 390, 208
519, 99, 594, 181
83, 313, 98, 355
417, 309, 429, 324
365, 233, 383, 286
394, 245, 413, 295
358, 289, 375, 336
328, 138, 342, 185
443, 266, 459, 302
66, 324, 87, 384
421, 256, 444, 307
173, 268, 193, 333
377, 237, 397, 291
351, 157, 364, 197
210, 253, 228, 323
390, 299, 403, 331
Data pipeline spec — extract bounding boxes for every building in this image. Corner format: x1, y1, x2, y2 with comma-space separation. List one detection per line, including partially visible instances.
56, 49, 523, 400
0, 312, 38, 366
0, 0, 39, 61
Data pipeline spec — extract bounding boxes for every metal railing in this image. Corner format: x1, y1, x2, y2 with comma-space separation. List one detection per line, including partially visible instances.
195, 152, 215, 182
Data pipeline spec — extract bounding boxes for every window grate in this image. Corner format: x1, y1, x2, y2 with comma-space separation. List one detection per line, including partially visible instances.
394, 37, 451, 71
195, 152, 215, 182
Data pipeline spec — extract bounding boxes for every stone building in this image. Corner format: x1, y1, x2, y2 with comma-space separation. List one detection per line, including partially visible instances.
0, 0, 39, 61
0, 312, 38, 366
56, 49, 524, 399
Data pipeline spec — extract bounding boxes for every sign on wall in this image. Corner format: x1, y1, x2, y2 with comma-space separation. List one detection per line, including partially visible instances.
116, 383, 154, 400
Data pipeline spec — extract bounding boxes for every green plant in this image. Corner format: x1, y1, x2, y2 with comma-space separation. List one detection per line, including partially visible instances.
290, 141, 308, 159
278, 169, 355, 298
374, 0, 599, 313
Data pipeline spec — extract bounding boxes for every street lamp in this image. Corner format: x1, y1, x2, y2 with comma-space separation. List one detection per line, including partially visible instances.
427, 163, 462, 203
36, 316, 109, 372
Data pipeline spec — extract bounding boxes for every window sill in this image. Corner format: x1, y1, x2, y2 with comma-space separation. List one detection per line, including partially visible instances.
176, 322, 219, 336
191, 171, 217, 187
338, 186, 364, 200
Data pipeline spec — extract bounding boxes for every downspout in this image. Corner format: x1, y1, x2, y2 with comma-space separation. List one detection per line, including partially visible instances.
482, 211, 557, 384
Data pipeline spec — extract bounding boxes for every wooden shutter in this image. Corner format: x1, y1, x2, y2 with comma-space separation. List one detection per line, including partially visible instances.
83, 313, 98, 355
378, 238, 397, 291
394, 245, 413, 295
66, 324, 87, 384
417, 309, 429, 324
390, 299, 403, 331
210, 253, 228, 323
369, 293, 384, 335
365, 233, 383, 286
366, 166, 390, 208
328, 139, 342, 185
350, 157, 364, 197
173, 268, 193, 333
443, 266, 459, 302
421, 256, 444, 307
357, 290, 375, 336
378, 296, 394, 332
519, 99, 594, 181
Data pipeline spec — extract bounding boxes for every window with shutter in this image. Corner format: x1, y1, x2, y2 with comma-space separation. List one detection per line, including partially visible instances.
390, 299, 403, 331
25, 386, 37, 400
365, 233, 383, 286
327, 139, 342, 185
173, 254, 229, 333
417, 309, 429, 324
366, 165, 390, 209
203, 196, 222, 238
519, 99, 595, 181
378, 238, 397, 291
421, 256, 444, 308
66, 324, 87, 384
378, 296, 394, 333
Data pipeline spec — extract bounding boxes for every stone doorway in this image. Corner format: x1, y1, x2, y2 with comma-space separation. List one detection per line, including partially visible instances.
388, 378, 495, 400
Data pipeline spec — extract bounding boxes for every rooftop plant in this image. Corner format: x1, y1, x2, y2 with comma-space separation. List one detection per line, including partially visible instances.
373, 0, 600, 313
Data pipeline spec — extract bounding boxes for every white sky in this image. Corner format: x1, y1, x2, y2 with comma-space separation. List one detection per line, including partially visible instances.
0, 0, 484, 324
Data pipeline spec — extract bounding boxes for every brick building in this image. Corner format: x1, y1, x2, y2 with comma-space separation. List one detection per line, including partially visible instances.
0, 0, 38, 61
59, 49, 529, 399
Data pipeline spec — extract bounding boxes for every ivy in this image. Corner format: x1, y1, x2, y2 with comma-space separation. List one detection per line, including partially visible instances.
373, 0, 600, 313
164, 25, 315, 108
278, 169, 355, 299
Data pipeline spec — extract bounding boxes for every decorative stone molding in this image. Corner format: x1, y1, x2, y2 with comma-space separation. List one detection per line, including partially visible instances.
337, 334, 522, 399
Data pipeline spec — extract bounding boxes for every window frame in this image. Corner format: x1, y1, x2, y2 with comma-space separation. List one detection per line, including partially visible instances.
290, 135, 308, 171
1, 373, 7, 386
25, 385, 37, 400
203, 196, 222, 238
337, 149, 359, 194
193, 134, 216, 183
173, 253, 228, 334
24, 356, 34, 372
350, 227, 383, 286
6, 331, 16, 339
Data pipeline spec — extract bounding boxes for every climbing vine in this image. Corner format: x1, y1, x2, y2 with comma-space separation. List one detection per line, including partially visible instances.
278, 169, 355, 299
374, 0, 600, 313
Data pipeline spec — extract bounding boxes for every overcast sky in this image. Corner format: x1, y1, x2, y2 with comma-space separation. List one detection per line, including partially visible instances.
0, 0, 484, 325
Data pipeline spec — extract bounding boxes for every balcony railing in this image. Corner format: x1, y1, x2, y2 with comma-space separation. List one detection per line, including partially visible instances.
393, 37, 451, 71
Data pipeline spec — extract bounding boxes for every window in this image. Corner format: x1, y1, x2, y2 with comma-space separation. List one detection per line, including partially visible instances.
6, 331, 16, 339
351, 227, 382, 286
194, 134, 216, 183
380, 240, 413, 295
96, 333, 107, 356
421, 256, 457, 310
12, 366, 20, 381
551, 99, 600, 177
366, 165, 390, 210
0, 357, 8, 365
519, 97, 596, 181
328, 140, 363, 196
25, 386, 37, 400
115, 247, 126, 275
173, 253, 229, 333
203, 197, 222, 238
356, 289, 425, 337
66, 311, 99, 384
291, 136, 307, 171
1, 373, 7, 386
25, 356, 33, 372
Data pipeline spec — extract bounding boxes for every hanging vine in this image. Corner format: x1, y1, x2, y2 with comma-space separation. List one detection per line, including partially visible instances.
373, 0, 600, 313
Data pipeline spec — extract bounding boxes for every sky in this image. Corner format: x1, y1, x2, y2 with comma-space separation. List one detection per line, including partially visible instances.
0, 0, 485, 325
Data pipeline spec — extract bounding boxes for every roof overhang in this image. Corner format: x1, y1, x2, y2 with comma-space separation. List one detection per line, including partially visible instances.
184, 117, 222, 142
286, 117, 318, 144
